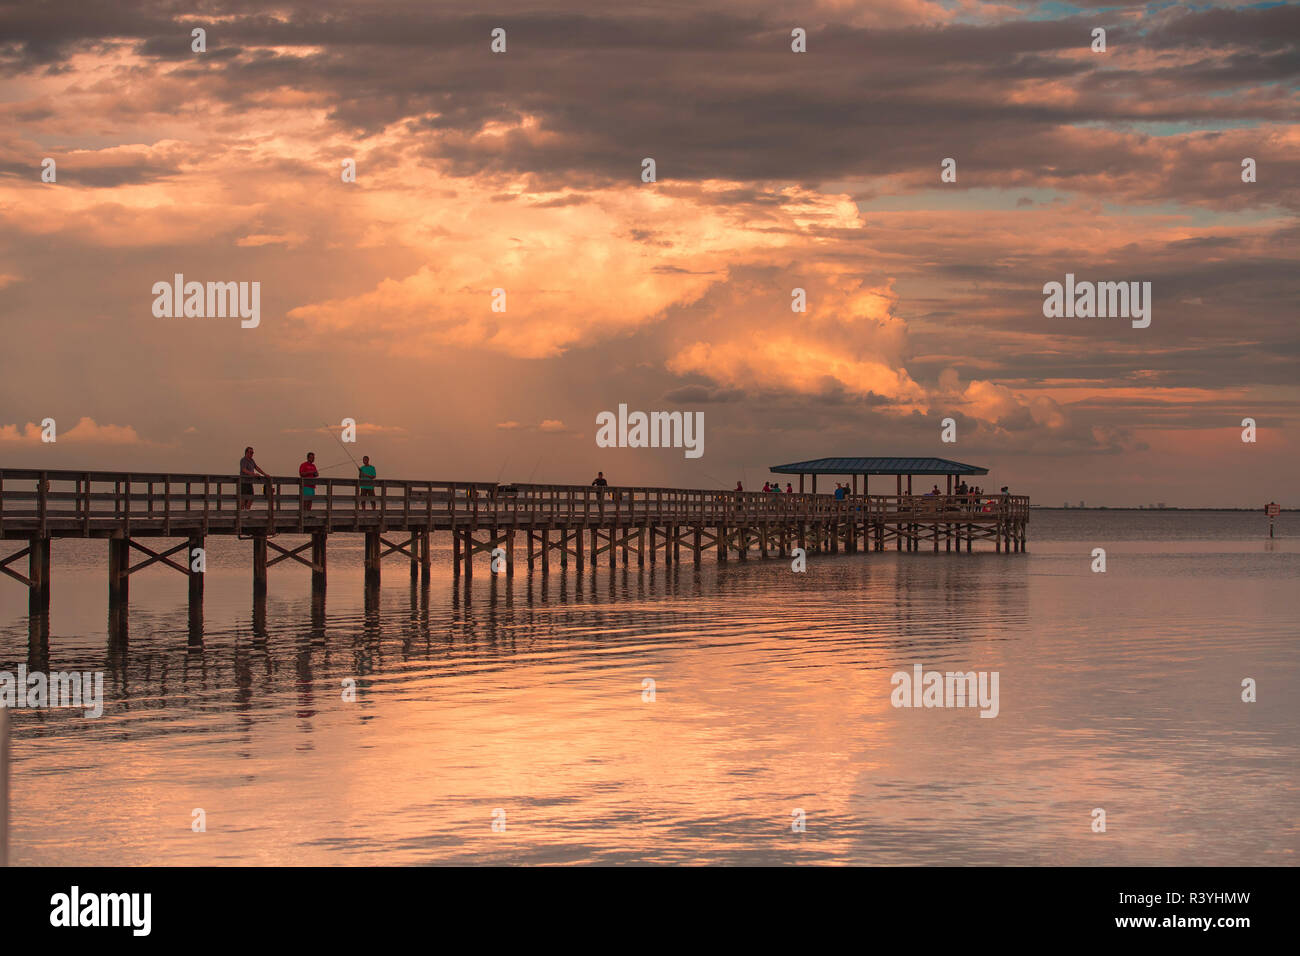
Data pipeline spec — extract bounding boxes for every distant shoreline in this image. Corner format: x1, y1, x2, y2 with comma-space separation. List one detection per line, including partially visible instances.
1031, 507, 1291, 513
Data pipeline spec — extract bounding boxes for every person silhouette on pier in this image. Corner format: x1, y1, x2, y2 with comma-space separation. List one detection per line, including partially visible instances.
240, 446, 270, 510
358, 456, 377, 509
299, 452, 319, 510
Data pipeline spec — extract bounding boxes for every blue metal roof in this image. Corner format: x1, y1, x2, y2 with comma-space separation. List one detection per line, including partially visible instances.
769, 457, 988, 476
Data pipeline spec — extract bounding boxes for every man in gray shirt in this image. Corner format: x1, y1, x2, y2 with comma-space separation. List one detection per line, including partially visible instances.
240, 446, 270, 510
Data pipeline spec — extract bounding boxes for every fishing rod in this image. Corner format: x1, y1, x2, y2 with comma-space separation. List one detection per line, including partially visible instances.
315, 459, 357, 473
319, 422, 361, 473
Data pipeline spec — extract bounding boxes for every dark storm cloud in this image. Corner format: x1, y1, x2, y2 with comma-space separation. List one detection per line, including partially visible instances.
2, 0, 1295, 207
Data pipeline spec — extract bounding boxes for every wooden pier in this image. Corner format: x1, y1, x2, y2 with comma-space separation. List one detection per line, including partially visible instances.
0, 468, 1029, 612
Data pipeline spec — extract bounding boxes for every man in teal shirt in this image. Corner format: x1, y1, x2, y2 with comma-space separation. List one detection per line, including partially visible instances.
358, 456, 377, 510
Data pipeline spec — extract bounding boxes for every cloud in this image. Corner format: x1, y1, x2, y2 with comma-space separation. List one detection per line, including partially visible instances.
0, 417, 145, 444
496, 419, 575, 434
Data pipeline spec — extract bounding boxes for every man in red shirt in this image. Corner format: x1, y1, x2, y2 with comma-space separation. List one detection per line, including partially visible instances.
299, 452, 319, 511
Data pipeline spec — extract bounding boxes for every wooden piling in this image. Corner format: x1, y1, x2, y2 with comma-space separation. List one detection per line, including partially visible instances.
0, 706, 8, 867
253, 535, 268, 593
311, 532, 327, 591
188, 534, 204, 610
108, 538, 129, 605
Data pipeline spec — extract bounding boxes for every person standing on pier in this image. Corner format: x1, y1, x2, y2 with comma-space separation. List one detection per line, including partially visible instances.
299, 452, 319, 511
240, 446, 270, 510
358, 456, 377, 509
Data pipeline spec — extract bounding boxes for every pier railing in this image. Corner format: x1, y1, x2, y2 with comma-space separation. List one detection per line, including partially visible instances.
0, 469, 1029, 536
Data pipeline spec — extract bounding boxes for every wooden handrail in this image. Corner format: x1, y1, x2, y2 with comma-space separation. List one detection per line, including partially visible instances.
0, 469, 1030, 528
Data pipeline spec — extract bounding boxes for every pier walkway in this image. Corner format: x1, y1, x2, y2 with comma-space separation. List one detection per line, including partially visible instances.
0, 469, 1029, 611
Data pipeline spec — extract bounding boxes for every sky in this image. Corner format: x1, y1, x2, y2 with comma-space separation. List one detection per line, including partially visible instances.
0, 0, 1296, 507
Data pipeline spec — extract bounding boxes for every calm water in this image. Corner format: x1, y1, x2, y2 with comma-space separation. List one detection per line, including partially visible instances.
2, 510, 1295, 865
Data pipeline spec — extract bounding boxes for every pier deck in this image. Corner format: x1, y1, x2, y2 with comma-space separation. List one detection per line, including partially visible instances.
0, 469, 1029, 612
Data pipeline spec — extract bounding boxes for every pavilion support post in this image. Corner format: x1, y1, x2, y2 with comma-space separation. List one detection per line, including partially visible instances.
541, 529, 550, 574
716, 526, 726, 562
452, 529, 462, 579
507, 529, 516, 577
694, 527, 702, 565
420, 530, 431, 581
575, 529, 584, 574
311, 532, 327, 592
610, 528, 616, 570
907, 474, 914, 551
895, 475, 903, 551
672, 526, 680, 564
560, 529, 569, 570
